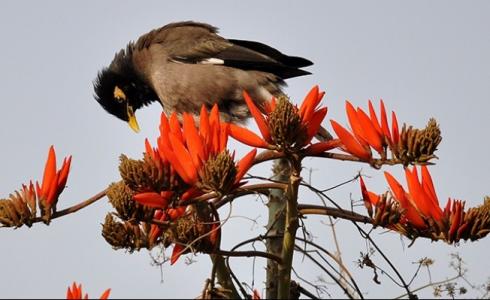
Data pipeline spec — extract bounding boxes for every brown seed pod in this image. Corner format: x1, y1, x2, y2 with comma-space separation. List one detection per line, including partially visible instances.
106, 181, 154, 221
199, 150, 237, 194
268, 95, 308, 152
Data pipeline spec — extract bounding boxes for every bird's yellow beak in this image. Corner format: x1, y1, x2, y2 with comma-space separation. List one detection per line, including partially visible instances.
127, 105, 140, 133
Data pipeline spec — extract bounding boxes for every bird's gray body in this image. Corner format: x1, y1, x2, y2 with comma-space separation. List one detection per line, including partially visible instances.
95, 21, 312, 125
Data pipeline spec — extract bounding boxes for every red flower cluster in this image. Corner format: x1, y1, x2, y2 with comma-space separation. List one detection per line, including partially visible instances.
331, 100, 399, 161
66, 282, 110, 300
133, 105, 256, 264
229, 86, 340, 154
360, 166, 469, 236
36, 145, 72, 209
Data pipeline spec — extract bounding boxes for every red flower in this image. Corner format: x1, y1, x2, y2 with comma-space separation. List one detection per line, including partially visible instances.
66, 282, 111, 300
153, 106, 256, 187
361, 166, 444, 229
331, 100, 399, 161
35, 146, 72, 208
229, 86, 338, 154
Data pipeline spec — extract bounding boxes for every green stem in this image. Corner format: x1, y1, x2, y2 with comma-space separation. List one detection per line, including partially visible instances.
265, 158, 290, 299
277, 156, 301, 299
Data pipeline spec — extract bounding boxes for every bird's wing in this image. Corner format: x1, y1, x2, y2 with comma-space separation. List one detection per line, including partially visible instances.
137, 22, 312, 79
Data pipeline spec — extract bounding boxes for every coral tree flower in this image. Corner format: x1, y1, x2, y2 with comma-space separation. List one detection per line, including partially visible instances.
331, 100, 399, 161
35, 146, 72, 210
66, 282, 111, 300
132, 105, 256, 265
228, 86, 339, 155
152, 105, 256, 189
360, 166, 479, 244
361, 166, 442, 229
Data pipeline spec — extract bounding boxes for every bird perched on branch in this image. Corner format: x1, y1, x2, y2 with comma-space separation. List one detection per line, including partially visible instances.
94, 21, 314, 133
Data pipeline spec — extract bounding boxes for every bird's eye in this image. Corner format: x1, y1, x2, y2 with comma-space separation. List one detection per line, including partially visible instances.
113, 86, 127, 103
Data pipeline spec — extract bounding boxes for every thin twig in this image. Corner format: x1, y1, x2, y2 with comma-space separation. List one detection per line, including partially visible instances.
31, 188, 107, 223
215, 249, 282, 264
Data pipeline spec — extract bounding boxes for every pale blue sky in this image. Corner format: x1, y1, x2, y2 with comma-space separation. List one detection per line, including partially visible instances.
0, 1, 489, 298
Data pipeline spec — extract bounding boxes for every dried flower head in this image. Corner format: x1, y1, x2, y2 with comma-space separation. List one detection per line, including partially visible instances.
198, 150, 237, 194
101, 213, 151, 252
106, 181, 154, 221
119, 154, 178, 193
371, 193, 403, 228
164, 205, 217, 256
396, 118, 442, 165
268, 95, 307, 152
0, 183, 37, 228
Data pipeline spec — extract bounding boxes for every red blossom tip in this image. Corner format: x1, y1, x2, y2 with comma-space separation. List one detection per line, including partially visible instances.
243, 91, 271, 142
330, 119, 371, 161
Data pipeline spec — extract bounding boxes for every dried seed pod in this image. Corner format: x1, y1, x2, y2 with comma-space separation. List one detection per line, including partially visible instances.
199, 150, 236, 194
119, 154, 173, 192
396, 119, 442, 164
458, 197, 490, 242
106, 181, 154, 221
371, 193, 402, 228
268, 95, 308, 152
164, 204, 216, 255
0, 184, 38, 228
101, 213, 151, 252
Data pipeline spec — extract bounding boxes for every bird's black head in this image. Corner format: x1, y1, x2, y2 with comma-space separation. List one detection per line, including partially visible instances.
93, 48, 158, 132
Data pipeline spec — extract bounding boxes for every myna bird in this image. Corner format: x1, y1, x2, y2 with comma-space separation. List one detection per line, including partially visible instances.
94, 21, 314, 133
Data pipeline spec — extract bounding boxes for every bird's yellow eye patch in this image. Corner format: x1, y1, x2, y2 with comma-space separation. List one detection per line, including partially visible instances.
114, 86, 126, 101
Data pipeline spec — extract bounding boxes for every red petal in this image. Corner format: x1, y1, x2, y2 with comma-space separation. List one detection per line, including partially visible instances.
133, 192, 170, 209
421, 165, 441, 218
183, 113, 206, 167
330, 120, 371, 161
305, 107, 328, 144
384, 171, 426, 228
229, 124, 270, 148
171, 243, 184, 265
264, 97, 277, 114
145, 138, 154, 158
391, 111, 400, 145
41, 146, 57, 197
209, 105, 221, 154
67, 286, 73, 299
36, 181, 42, 199
303, 139, 342, 155
168, 133, 198, 184
405, 167, 432, 218
209, 104, 220, 129
345, 101, 368, 147
46, 172, 60, 205
359, 176, 374, 216
159, 112, 170, 136
99, 289, 111, 300
160, 136, 194, 184
380, 100, 392, 143
167, 206, 186, 220
299, 85, 320, 120
235, 148, 257, 184
243, 91, 271, 142
356, 108, 383, 154
368, 100, 383, 137
219, 123, 229, 152
169, 113, 184, 143
57, 155, 72, 196
199, 105, 210, 144
384, 171, 406, 204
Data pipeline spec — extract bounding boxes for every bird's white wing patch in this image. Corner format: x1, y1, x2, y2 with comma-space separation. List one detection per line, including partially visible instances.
199, 58, 225, 65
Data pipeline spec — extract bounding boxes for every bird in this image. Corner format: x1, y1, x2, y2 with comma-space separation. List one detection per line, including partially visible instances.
93, 21, 314, 133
